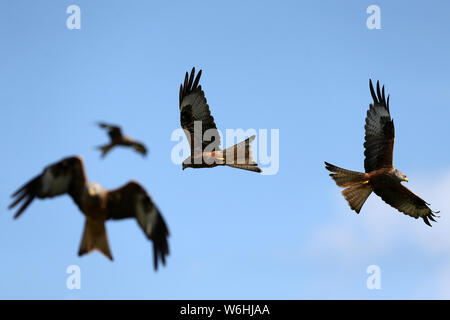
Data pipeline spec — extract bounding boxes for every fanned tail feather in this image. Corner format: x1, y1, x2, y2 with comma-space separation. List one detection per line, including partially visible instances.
78, 219, 113, 261
325, 161, 372, 213
324, 162, 367, 187
341, 184, 372, 213
224, 135, 262, 173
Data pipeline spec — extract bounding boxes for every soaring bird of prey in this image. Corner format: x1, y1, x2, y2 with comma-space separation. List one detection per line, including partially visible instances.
8, 156, 169, 270
325, 80, 438, 226
179, 67, 262, 173
97, 122, 147, 158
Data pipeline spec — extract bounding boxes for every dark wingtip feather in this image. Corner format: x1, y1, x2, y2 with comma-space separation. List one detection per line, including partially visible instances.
13, 195, 35, 219
192, 69, 202, 89
151, 215, 170, 271
153, 243, 158, 271
180, 67, 203, 105
9, 177, 40, 219
183, 71, 189, 91
78, 248, 86, 257
324, 161, 336, 172
187, 67, 195, 90
423, 210, 440, 227
8, 191, 27, 210
11, 183, 28, 198
369, 80, 390, 110
376, 81, 382, 102
369, 79, 378, 104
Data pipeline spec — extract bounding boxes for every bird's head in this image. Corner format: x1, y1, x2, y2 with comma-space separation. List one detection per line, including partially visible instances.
87, 182, 106, 197
395, 169, 408, 182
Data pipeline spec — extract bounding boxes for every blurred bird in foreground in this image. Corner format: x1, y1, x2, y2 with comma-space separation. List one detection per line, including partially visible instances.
8, 156, 169, 270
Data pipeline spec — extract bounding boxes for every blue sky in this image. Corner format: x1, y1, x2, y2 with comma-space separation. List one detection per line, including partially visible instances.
0, 0, 449, 299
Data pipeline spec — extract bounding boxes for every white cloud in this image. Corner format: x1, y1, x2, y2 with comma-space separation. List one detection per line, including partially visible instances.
301, 169, 450, 297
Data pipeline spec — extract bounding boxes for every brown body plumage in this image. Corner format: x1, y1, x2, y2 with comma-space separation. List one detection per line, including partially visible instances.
325, 80, 438, 226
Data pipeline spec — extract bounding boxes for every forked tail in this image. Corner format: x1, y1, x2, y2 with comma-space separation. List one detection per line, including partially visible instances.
224, 135, 262, 173
324, 161, 372, 213
78, 218, 113, 260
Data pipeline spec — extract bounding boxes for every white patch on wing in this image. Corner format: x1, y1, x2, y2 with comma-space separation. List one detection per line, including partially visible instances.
40, 169, 71, 197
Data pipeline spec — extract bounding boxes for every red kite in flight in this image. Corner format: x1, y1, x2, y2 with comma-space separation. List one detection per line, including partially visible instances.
9, 156, 169, 270
97, 122, 147, 158
325, 80, 438, 226
179, 67, 262, 173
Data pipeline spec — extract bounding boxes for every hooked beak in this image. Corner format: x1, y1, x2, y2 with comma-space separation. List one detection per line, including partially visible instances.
404, 177, 409, 182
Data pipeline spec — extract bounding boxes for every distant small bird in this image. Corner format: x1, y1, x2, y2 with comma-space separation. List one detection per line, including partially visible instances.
325, 80, 438, 226
97, 122, 147, 158
179, 67, 262, 172
9, 156, 169, 270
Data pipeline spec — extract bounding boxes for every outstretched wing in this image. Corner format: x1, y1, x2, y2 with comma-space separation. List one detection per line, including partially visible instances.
364, 80, 395, 172
179, 67, 220, 155
98, 122, 123, 141
373, 184, 438, 226
106, 181, 169, 270
8, 156, 87, 219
